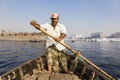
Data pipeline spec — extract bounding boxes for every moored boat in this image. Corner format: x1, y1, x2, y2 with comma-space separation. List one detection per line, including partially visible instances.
29, 39, 41, 42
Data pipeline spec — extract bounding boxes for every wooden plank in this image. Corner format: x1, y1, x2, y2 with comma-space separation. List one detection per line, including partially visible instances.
64, 74, 73, 80
53, 74, 76, 80
72, 74, 81, 80
49, 73, 61, 80
60, 74, 66, 80
18, 67, 23, 80
49, 73, 80, 80
79, 66, 86, 79
37, 73, 50, 80
89, 72, 96, 80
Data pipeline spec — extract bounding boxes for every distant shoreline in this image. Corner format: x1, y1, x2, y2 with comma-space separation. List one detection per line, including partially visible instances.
0, 32, 46, 41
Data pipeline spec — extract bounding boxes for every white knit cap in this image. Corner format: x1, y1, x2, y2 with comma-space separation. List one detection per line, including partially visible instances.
51, 13, 59, 18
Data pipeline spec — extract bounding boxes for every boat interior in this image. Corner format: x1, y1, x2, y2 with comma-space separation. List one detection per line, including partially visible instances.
0, 53, 114, 80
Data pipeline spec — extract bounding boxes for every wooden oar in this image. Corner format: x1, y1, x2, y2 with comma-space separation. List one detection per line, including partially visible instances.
30, 20, 115, 80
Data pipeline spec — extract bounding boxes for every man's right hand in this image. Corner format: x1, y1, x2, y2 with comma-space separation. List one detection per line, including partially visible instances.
30, 20, 41, 30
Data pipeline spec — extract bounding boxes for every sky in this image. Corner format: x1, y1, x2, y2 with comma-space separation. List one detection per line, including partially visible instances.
0, 0, 120, 37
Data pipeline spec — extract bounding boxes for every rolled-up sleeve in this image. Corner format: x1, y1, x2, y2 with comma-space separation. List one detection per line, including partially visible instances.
60, 25, 67, 35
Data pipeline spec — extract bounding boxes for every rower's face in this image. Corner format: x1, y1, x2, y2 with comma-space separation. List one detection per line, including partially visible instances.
51, 17, 59, 26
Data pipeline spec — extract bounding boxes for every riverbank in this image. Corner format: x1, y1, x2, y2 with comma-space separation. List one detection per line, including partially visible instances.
0, 32, 46, 41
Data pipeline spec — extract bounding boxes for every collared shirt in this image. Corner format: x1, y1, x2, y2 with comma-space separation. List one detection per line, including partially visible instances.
41, 23, 67, 51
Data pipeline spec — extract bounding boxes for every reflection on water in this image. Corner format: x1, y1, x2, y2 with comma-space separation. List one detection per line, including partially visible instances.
0, 40, 120, 79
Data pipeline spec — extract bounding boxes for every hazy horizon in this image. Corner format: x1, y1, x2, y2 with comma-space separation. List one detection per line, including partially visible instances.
0, 0, 120, 36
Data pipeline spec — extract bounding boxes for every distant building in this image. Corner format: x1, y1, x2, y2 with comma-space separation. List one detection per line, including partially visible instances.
0, 30, 5, 33
0, 30, 6, 36
70, 34, 84, 39
91, 32, 106, 38
110, 32, 120, 38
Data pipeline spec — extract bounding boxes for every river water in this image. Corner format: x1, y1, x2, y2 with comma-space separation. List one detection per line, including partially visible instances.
0, 40, 120, 79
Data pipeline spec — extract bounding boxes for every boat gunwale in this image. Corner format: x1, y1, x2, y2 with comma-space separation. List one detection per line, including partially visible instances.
0, 54, 115, 80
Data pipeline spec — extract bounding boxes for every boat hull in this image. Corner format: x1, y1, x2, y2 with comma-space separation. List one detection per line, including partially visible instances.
0, 54, 115, 80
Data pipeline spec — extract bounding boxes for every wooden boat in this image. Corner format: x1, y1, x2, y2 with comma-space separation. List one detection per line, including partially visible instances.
0, 53, 115, 80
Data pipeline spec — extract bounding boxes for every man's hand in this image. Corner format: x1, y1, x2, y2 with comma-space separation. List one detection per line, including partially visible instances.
55, 33, 66, 42
30, 20, 41, 30
55, 37, 62, 42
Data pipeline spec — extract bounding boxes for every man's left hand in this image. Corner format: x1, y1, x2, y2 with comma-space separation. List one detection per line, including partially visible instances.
55, 37, 62, 42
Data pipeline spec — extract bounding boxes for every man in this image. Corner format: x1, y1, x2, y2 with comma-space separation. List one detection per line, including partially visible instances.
32, 13, 68, 73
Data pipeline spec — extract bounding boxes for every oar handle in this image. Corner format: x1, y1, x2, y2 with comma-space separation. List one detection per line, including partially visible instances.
30, 20, 41, 30
30, 20, 115, 80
